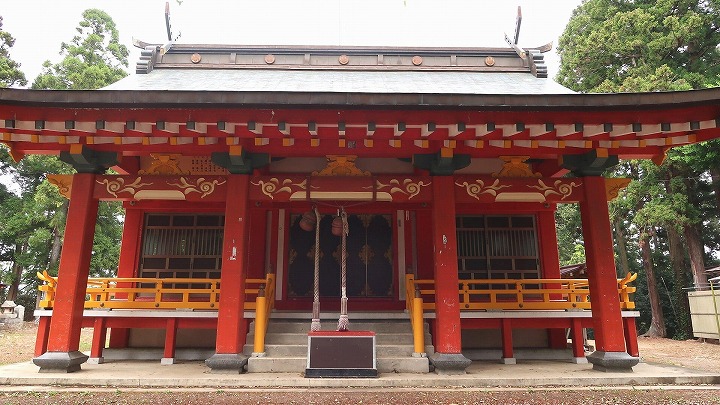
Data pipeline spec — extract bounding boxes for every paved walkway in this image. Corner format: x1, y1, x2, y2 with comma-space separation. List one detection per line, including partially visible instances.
0, 360, 718, 388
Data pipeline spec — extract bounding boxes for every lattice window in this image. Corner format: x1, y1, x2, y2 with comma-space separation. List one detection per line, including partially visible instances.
189, 156, 228, 175
456, 215, 539, 283
140, 214, 224, 283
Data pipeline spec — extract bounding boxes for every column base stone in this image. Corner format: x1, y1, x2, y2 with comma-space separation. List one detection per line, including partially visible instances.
33, 351, 88, 373
501, 357, 516, 365
429, 352, 471, 375
87, 357, 104, 365
205, 353, 248, 374
587, 350, 639, 372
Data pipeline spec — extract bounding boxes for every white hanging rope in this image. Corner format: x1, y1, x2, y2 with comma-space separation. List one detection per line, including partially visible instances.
337, 208, 350, 331
310, 206, 321, 332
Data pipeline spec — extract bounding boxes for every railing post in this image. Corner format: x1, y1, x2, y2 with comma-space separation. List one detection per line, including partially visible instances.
461, 282, 469, 309
516, 281, 523, 308
155, 280, 162, 307
253, 283, 267, 356
405, 274, 414, 309
412, 285, 426, 357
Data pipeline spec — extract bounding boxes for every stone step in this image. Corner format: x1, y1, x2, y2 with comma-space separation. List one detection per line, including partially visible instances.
246, 332, 431, 345
260, 320, 423, 334
247, 355, 430, 373
244, 343, 435, 357
244, 344, 305, 357
247, 356, 306, 373
244, 318, 434, 373
378, 356, 430, 373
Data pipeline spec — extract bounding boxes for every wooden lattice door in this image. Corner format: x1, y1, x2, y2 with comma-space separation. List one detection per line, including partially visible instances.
288, 213, 393, 298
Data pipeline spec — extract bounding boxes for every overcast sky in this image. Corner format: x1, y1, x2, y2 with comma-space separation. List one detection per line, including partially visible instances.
2, 0, 582, 84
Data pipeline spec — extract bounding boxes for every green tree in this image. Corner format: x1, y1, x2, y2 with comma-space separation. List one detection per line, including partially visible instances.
555, 203, 585, 266
0, 17, 28, 88
1, 9, 128, 312
32, 9, 128, 90
557, 0, 720, 93
557, 0, 720, 340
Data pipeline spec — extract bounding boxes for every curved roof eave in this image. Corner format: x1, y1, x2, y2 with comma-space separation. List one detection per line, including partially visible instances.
0, 87, 719, 112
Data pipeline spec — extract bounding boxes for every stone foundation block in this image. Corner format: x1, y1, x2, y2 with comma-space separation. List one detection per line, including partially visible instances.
205, 353, 248, 373
587, 350, 639, 372
429, 352, 471, 375
33, 351, 88, 373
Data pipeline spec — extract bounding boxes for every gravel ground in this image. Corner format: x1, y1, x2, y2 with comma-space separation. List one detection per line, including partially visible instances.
0, 321, 94, 365
0, 387, 718, 404
637, 336, 720, 373
2, 322, 720, 404
4, 322, 720, 373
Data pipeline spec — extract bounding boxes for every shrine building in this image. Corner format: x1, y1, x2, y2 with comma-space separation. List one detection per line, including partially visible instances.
3, 40, 720, 375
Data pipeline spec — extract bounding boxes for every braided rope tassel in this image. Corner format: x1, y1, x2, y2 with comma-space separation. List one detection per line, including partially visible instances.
337, 208, 350, 331
310, 206, 321, 332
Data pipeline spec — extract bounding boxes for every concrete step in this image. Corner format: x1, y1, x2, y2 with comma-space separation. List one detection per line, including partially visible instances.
247, 356, 306, 373
377, 344, 436, 356
244, 343, 435, 357
246, 332, 429, 345
261, 321, 423, 334
378, 356, 430, 373
247, 355, 430, 373
244, 318, 434, 373
244, 344, 306, 357
268, 311, 410, 320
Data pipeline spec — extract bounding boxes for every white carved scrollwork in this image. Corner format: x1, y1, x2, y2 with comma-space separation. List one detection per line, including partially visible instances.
96, 177, 153, 198
375, 179, 430, 200
167, 177, 226, 199
455, 179, 511, 200
528, 179, 580, 200
250, 178, 307, 199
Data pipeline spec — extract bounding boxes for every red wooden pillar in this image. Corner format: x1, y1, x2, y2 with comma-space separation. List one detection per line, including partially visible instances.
570, 318, 587, 363
205, 174, 250, 372
33, 173, 98, 372
162, 318, 179, 365
579, 176, 638, 371
34, 316, 51, 357
538, 210, 562, 279
248, 208, 268, 279
538, 209, 566, 349
89, 317, 107, 364
415, 209, 434, 280
500, 318, 515, 364
623, 317, 640, 357
428, 176, 471, 374
109, 206, 143, 349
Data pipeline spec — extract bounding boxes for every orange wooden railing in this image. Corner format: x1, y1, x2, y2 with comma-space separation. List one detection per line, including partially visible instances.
405, 273, 637, 355
37, 271, 275, 311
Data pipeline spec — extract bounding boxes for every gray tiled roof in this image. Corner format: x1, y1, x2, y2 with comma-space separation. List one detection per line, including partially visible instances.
102, 69, 574, 95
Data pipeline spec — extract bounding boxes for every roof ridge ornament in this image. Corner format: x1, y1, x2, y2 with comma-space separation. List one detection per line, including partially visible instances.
134, 2, 181, 74
503, 6, 549, 78
165, 1, 181, 42
504, 6, 526, 60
